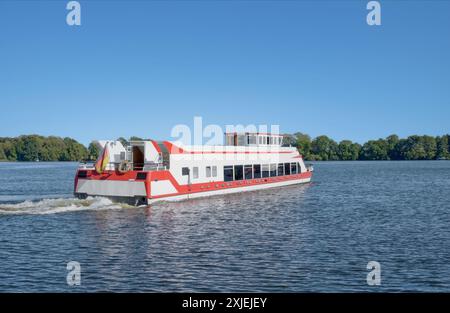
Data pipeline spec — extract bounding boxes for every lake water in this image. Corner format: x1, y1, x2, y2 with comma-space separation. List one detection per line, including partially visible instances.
0, 161, 449, 292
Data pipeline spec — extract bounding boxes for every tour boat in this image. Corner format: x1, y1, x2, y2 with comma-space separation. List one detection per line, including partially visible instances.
74, 133, 313, 205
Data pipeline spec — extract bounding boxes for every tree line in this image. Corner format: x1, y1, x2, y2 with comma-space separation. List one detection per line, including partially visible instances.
1, 134, 449, 162
0, 135, 90, 161
283, 133, 450, 161
0, 135, 145, 162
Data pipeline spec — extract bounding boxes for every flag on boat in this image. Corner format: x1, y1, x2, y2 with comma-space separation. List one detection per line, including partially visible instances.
95, 143, 110, 174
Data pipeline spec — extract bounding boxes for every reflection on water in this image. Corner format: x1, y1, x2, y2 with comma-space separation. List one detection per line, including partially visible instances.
0, 161, 450, 291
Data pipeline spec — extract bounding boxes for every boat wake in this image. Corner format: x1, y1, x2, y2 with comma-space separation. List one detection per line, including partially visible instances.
0, 197, 132, 215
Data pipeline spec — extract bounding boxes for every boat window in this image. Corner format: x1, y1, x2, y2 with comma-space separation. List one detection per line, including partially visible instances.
297, 162, 302, 173
248, 135, 257, 145
262, 164, 270, 178
206, 166, 211, 178
270, 164, 277, 177
291, 163, 297, 174
193, 167, 199, 179
234, 165, 244, 181
182, 167, 190, 176
253, 164, 261, 178
212, 166, 217, 177
284, 163, 291, 175
244, 164, 253, 180
237, 135, 246, 146
266, 136, 270, 145
278, 163, 284, 176
226, 135, 234, 146
224, 166, 234, 182
258, 136, 263, 145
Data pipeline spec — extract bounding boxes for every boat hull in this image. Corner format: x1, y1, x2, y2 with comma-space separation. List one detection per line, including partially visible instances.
74, 170, 312, 205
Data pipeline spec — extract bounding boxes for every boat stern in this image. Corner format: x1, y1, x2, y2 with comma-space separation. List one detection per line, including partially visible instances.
74, 168, 150, 206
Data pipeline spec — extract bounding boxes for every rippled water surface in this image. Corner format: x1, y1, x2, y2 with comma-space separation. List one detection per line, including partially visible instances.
1, 161, 450, 292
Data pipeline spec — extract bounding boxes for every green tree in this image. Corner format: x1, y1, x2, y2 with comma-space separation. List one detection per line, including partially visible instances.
393, 139, 408, 160
0, 140, 17, 161
436, 135, 449, 159
337, 140, 361, 160
399, 135, 436, 160
295, 132, 311, 159
88, 142, 100, 160
61, 137, 88, 161
15, 135, 42, 161
0, 136, 89, 161
311, 135, 338, 161
403, 136, 426, 160
422, 135, 437, 160
360, 139, 389, 160
40, 136, 66, 161
0, 144, 6, 160
386, 134, 400, 160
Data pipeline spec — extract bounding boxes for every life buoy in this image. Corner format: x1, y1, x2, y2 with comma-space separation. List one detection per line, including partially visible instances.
118, 160, 131, 173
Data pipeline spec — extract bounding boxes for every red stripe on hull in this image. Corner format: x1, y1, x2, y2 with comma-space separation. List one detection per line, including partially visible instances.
150, 171, 312, 199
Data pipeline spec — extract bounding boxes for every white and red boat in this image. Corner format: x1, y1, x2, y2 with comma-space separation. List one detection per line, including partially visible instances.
74, 133, 313, 205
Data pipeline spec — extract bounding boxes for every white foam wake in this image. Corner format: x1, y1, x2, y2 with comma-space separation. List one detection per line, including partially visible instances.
0, 197, 132, 215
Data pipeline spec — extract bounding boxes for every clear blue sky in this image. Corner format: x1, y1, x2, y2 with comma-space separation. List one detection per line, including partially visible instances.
1, 0, 449, 146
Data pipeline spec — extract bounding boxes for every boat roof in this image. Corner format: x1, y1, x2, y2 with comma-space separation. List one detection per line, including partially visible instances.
224, 132, 283, 137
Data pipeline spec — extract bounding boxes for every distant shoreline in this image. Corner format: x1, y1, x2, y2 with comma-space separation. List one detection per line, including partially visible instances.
1, 159, 448, 163
1, 133, 450, 162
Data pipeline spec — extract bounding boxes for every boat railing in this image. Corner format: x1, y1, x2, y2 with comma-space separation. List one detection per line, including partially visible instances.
78, 161, 95, 169
78, 161, 167, 172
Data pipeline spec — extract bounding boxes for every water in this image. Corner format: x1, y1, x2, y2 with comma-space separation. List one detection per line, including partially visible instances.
0, 161, 449, 292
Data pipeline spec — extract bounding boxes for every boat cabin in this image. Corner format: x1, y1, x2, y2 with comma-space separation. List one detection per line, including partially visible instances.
225, 132, 283, 147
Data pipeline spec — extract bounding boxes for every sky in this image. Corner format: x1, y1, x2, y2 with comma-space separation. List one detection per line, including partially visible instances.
0, 0, 449, 146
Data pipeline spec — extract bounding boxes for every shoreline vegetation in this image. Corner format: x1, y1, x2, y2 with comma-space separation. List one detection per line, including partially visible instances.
0, 133, 449, 162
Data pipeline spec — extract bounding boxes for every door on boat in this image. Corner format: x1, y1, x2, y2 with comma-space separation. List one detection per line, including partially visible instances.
132, 145, 144, 170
